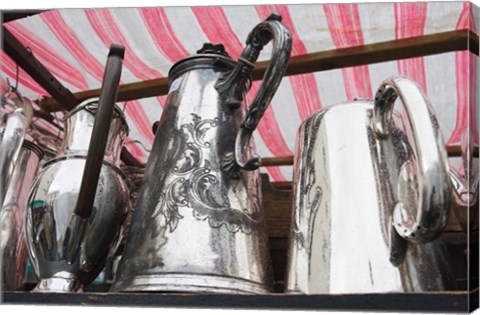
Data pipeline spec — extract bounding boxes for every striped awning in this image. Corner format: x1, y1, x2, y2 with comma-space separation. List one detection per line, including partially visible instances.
1, 2, 477, 181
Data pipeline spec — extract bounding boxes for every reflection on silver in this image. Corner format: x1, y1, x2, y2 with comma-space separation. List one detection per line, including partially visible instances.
286, 76, 455, 294
1, 140, 43, 291
112, 14, 291, 294
25, 99, 130, 292
0, 93, 34, 210
447, 98, 479, 233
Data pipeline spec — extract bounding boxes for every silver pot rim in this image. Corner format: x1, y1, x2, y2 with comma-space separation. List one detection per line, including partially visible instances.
64, 98, 129, 136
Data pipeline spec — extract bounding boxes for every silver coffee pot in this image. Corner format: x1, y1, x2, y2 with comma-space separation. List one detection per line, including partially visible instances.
111, 13, 292, 294
1, 140, 43, 291
286, 76, 455, 294
25, 45, 131, 292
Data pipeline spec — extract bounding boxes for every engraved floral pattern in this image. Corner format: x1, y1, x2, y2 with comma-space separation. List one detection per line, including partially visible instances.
151, 114, 261, 234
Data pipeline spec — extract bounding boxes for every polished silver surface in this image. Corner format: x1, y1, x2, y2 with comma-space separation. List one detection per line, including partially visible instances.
112, 14, 291, 294
33, 271, 83, 292
1, 141, 42, 291
373, 77, 451, 243
450, 165, 479, 233
25, 99, 130, 293
449, 126, 479, 235
286, 76, 454, 294
62, 98, 128, 166
0, 94, 34, 209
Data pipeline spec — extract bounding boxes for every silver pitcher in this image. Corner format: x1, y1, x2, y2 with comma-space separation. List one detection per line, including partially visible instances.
25, 45, 130, 292
0, 90, 34, 209
1, 140, 43, 291
286, 76, 455, 294
111, 13, 292, 294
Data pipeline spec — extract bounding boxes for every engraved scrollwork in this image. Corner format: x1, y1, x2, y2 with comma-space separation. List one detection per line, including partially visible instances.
293, 117, 323, 250
180, 114, 219, 149
189, 160, 261, 234
173, 143, 202, 174
293, 166, 322, 250
153, 114, 261, 234
150, 177, 188, 233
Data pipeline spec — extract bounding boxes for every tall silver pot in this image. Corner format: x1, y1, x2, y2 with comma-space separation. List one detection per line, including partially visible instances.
111, 13, 292, 294
25, 45, 130, 292
286, 76, 455, 294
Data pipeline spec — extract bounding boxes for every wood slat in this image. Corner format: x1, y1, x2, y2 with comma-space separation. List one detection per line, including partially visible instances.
261, 145, 480, 167
2, 290, 476, 312
40, 29, 479, 112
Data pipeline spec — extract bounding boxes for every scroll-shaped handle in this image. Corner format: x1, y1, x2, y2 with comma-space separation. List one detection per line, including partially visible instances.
66, 44, 125, 263
216, 13, 292, 171
373, 76, 451, 243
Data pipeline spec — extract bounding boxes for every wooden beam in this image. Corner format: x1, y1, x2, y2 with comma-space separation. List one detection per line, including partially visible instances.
254, 29, 478, 80
261, 145, 479, 167
113, 144, 478, 169
40, 29, 479, 112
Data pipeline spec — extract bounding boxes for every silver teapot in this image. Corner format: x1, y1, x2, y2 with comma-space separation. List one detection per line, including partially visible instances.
286, 76, 455, 294
1, 140, 43, 291
111, 13, 292, 294
25, 45, 130, 292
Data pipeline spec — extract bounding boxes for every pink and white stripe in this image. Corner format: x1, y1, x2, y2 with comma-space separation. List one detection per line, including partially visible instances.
1, 3, 475, 180
256, 5, 324, 120
5, 23, 90, 91
39, 10, 148, 158
449, 2, 478, 146
394, 3, 428, 92
324, 4, 373, 100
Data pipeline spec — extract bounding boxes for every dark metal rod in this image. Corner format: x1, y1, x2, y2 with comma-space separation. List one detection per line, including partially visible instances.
2, 26, 78, 110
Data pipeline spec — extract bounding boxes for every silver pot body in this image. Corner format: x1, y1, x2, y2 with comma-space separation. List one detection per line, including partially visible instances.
112, 66, 271, 294
286, 77, 455, 294
25, 99, 130, 292
1, 140, 43, 291
112, 15, 292, 294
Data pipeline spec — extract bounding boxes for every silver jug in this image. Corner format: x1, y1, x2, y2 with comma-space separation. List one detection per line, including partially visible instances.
25, 45, 130, 292
1, 140, 43, 291
111, 13, 292, 294
0, 90, 34, 209
286, 76, 455, 294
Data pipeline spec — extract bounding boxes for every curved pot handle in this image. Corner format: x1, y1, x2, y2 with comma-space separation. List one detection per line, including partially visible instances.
373, 76, 451, 243
216, 13, 292, 171
66, 44, 125, 262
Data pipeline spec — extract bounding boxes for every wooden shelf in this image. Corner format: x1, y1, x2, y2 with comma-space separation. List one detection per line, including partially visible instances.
2, 290, 477, 312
